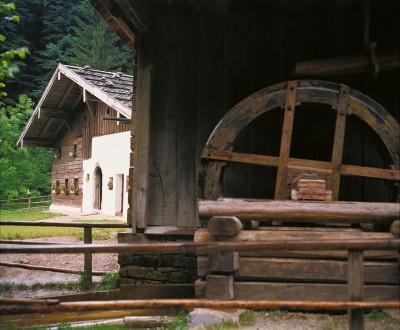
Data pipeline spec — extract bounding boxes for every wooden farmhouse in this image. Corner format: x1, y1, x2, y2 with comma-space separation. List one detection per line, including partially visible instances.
17, 64, 134, 216
88, 0, 400, 300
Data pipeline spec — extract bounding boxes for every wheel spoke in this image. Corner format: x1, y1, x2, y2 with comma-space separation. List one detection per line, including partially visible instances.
330, 85, 350, 200
275, 81, 298, 199
203, 149, 400, 183
341, 164, 400, 181
202, 149, 280, 167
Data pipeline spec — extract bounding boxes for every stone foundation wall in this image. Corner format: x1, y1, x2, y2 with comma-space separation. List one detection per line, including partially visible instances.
118, 231, 198, 285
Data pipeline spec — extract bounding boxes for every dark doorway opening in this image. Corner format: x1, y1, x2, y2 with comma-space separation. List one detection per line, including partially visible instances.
94, 167, 102, 210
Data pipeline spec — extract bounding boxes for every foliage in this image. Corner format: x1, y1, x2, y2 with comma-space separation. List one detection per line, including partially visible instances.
0, 94, 53, 200
239, 310, 255, 326
162, 309, 188, 330
365, 297, 392, 321
0, 1, 29, 105
1, 0, 134, 103
60, 0, 134, 74
96, 272, 119, 293
78, 270, 94, 290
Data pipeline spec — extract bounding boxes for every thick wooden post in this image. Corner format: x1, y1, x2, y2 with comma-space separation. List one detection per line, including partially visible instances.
348, 249, 364, 330
84, 227, 92, 284
28, 198, 31, 211
133, 33, 153, 232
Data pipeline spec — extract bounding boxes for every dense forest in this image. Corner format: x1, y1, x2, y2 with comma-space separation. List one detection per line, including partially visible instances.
0, 0, 135, 200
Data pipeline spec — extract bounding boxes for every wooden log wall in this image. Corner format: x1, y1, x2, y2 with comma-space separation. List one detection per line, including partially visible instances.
194, 228, 399, 301
136, 2, 399, 228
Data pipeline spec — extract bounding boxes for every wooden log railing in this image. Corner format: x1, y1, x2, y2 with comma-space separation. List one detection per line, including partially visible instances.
197, 199, 400, 223
0, 221, 131, 283
0, 195, 51, 212
0, 239, 399, 330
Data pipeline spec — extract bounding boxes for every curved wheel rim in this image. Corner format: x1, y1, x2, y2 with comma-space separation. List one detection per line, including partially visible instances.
201, 80, 400, 201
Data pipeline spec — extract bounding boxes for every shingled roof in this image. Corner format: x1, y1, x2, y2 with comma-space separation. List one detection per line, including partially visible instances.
65, 65, 134, 110
17, 64, 134, 147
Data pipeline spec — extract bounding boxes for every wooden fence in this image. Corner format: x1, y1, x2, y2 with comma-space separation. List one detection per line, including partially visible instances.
0, 221, 131, 282
0, 238, 399, 330
0, 195, 51, 211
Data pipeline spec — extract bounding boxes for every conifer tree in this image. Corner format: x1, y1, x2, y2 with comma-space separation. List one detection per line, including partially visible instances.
61, 0, 134, 74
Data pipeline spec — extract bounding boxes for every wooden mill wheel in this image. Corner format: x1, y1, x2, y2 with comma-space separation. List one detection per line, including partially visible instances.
200, 80, 400, 210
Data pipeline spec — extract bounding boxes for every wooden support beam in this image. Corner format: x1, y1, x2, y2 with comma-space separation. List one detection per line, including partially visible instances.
134, 33, 153, 231
294, 49, 400, 77
275, 81, 298, 200
40, 108, 74, 119
1, 239, 398, 255
348, 250, 364, 330
206, 275, 234, 300
196, 281, 399, 303
203, 150, 400, 181
21, 139, 54, 148
340, 164, 400, 181
84, 227, 92, 284
1, 298, 399, 315
85, 100, 95, 119
208, 252, 240, 273
331, 85, 350, 200
197, 199, 400, 223
390, 221, 400, 238
102, 116, 131, 122
208, 216, 243, 237
202, 149, 280, 167
38, 118, 54, 139
50, 119, 66, 140
71, 90, 83, 110
56, 81, 75, 109
0, 261, 106, 276
198, 256, 398, 284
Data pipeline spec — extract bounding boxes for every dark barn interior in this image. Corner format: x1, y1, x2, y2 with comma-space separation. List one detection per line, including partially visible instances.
93, 0, 400, 229
90, 0, 399, 304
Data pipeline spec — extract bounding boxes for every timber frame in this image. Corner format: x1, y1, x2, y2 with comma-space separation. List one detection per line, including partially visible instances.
17, 64, 132, 148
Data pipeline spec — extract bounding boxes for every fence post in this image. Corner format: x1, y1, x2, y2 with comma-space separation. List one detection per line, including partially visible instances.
28, 198, 31, 211
348, 249, 364, 330
84, 227, 92, 284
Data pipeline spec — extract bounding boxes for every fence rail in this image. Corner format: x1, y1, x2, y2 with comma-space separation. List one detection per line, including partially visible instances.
0, 195, 51, 212
0, 221, 131, 282
0, 238, 399, 330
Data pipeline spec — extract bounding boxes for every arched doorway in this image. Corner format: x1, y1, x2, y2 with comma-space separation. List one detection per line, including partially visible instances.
94, 166, 102, 210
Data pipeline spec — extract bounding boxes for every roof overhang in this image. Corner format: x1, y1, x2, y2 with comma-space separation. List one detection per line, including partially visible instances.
17, 64, 132, 147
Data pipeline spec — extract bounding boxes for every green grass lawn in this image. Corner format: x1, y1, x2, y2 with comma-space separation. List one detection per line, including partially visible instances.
0, 210, 127, 240
0, 209, 66, 221
0, 225, 126, 240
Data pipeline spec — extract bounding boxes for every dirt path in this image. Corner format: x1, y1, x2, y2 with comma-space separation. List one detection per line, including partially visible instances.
0, 211, 125, 298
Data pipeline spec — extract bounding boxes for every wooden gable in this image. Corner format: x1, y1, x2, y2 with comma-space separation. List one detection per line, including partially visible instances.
17, 64, 134, 149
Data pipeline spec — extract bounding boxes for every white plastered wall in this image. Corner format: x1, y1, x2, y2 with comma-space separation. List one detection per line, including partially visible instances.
82, 131, 130, 216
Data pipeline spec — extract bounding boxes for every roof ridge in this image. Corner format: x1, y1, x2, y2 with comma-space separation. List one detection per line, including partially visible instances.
62, 64, 133, 78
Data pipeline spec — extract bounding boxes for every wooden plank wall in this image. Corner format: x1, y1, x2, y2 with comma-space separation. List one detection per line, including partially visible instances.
143, 6, 399, 228
52, 100, 130, 209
